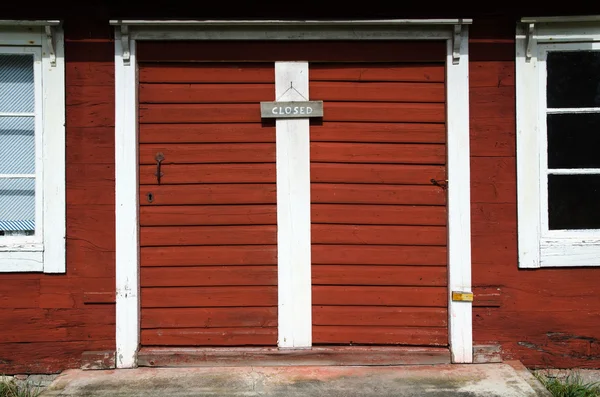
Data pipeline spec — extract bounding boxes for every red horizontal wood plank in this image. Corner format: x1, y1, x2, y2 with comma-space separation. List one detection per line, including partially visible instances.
137, 41, 446, 63
313, 286, 447, 307
470, 61, 515, 88
139, 63, 274, 83
471, 232, 516, 269
141, 266, 277, 287
471, 202, 517, 234
312, 245, 447, 266
312, 224, 446, 246
310, 63, 445, 82
0, 279, 40, 308
139, 163, 275, 185
139, 104, 261, 123
310, 122, 446, 144
474, 309, 600, 343
67, 164, 115, 205
68, 205, 115, 252
312, 265, 446, 286
140, 205, 276, 226
311, 142, 446, 165
313, 306, 447, 327
141, 327, 276, 346
472, 286, 502, 308
312, 204, 446, 226
66, 61, 114, 86
139, 83, 274, 104
66, 85, 114, 128
310, 82, 445, 103
139, 184, 276, 205
140, 225, 276, 246
139, 123, 275, 144
313, 326, 447, 345
83, 292, 115, 304
139, 143, 275, 164
142, 307, 277, 328
471, 157, 516, 204
312, 183, 446, 205
323, 102, 445, 123
40, 277, 115, 309
470, 117, 515, 157
470, 86, 515, 119
141, 286, 277, 308
311, 163, 445, 185
67, 238, 115, 279
0, 307, 114, 342
66, 127, 114, 164
141, 245, 276, 267
0, 340, 115, 374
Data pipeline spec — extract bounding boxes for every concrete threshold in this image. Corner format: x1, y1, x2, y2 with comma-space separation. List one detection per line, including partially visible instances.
41, 361, 551, 397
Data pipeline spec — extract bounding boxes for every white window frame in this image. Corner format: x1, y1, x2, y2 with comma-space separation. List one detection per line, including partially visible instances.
0, 22, 66, 273
517, 16, 600, 268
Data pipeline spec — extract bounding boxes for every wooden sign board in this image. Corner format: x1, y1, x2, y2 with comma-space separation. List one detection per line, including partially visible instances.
260, 101, 323, 119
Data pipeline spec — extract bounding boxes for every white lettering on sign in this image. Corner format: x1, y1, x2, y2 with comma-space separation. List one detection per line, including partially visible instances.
271, 106, 315, 115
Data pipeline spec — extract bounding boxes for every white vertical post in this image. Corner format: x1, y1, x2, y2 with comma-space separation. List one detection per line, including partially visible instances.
515, 23, 541, 269
41, 27, 66, 273
446, 27, 473, 363
275, 62, 312, 348
114, 30, 140, 368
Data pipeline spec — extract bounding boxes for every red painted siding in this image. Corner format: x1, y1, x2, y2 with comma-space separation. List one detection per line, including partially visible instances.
470, 17, 600, 368
137, 61, 278, 346
0, 21, 116, 374
309, 60, 448, 346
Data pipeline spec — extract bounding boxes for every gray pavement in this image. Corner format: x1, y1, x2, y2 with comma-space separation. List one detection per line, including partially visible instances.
41, 361, 551, 396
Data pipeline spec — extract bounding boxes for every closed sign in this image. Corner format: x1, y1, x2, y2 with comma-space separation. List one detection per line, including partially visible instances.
260, 101, 323, 119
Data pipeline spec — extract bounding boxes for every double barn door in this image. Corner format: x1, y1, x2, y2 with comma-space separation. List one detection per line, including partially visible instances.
136, 41, 448, 348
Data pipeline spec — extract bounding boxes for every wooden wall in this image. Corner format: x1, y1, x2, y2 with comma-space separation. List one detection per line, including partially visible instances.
2, 11, 600, 373
470, 17, 600, 368
0, 20, 116, 374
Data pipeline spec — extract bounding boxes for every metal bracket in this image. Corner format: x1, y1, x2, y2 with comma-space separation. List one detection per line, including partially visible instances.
452, 23, 462, 65
121, 24, 131, 65
525, 23, 535, 62
44, 25, 56, 67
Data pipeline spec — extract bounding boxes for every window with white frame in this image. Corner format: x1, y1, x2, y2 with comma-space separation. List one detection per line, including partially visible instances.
0, 22, 65, 273
516, 17, 600, 268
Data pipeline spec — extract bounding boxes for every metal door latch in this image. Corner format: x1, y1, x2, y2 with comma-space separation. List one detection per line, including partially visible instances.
155, 152, 164, 185
430, 179, 448, 190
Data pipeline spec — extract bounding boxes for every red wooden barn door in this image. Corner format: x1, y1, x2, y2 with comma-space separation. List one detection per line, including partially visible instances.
137, 61, 278, 347
310, 60, 449, 346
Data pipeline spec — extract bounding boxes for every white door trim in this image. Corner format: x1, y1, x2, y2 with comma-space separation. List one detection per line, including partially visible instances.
113, 20, 473, 368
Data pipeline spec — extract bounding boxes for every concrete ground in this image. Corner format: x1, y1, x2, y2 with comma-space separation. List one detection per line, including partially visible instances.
41, 361, 551, 397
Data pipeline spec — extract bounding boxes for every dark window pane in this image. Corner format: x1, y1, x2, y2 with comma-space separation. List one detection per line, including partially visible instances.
547, 51, 600, 108
548, 113, 600, 168
548, 174, 600, 230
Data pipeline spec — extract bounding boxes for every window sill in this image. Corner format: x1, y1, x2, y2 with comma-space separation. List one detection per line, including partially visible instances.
539, 237, 600, 267
0, 251, 44, 272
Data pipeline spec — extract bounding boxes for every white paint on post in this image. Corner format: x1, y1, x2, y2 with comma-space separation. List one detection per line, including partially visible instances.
275, 62, 312, 348
515, 23, 541, 269
114, 30, 140, 368
446, 27, 473, 363
41, 27, 66, 273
